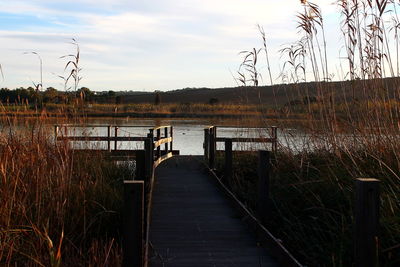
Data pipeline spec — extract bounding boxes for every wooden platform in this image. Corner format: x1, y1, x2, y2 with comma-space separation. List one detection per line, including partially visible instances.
149, 156, 278, 267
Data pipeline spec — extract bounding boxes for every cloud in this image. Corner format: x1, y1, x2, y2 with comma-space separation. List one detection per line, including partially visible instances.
0, 0, 342, 91
83, 13, 161, 35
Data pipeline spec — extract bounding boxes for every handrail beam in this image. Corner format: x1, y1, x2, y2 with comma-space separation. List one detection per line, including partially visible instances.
215, 137, 275, 143
57, 136, 149, 142
151, 125, 172, 131
153, 137, 173, 148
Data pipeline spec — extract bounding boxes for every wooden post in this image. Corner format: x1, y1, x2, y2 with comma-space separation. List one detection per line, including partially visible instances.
209, 126, 216, 169
224, 138, 233, 186
64, 126, 69, 138
271, 126, 277, 152
164, 127, 168, 154
64, 126, 69, 149
354, 178, 380, 267
257, 150, 271, 225
149, 129, 154, 139
114, 126, 119, 151
204, 128, 210, 161
54, 125, 59, 143
156, 128, 161, 159
144, 136, 153, 181
170, 126, 173, 152
135, 150, 146, 180
107, 125, 111, 152
123, 180, 144, 267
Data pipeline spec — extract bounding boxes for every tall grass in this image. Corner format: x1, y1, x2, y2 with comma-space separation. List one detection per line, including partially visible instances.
224, 1, 400, 265
0, 117, 131, 266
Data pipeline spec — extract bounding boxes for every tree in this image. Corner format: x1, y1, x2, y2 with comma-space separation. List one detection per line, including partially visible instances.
209, 98, 219, 105
43, 87, 58, 103
154, 91, 161, 105
77, 87, 94, 102
115, 95, 123, 104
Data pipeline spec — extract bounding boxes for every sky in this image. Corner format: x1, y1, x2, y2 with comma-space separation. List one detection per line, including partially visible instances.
0, 0, 341, 92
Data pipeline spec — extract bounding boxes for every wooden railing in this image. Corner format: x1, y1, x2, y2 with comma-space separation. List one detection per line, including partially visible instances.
55, 125, 150, 152
122, 125, 175, 267
55, 124, 176, 267
204, 125, 278, 169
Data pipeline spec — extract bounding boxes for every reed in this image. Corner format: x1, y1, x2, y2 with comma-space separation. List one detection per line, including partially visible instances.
0, 117, 129, 266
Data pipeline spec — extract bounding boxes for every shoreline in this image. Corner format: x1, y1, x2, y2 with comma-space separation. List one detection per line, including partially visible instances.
0, 111, 280, 119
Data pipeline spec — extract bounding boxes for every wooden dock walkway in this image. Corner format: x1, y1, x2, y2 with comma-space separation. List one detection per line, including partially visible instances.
149, 156, 278, 267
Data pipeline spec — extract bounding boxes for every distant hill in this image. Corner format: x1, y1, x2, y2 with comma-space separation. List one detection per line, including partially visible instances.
119, 78, 400, 106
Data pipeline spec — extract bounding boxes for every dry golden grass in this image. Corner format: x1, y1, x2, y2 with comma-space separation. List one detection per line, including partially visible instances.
0, 118, 129, 266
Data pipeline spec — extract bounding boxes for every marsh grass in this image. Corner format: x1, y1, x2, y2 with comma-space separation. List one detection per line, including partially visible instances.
0, 102, 270, 118
0, 117, 131, 266
219, 1, 400, 265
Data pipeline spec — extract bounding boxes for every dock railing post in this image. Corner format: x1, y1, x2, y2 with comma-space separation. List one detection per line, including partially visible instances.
209, 126, 216, 169
164, 127, 168, 154
54, 125, 59, 144
144, 136, 153, 182
114, 126, 119, 151
271, 126, 277, 153
123, 180, 144, 267
354, 178, 380, 267
224, 138, 233, 186
257, 150, 271, 225
156, 128, 161, 159
170, 126, 173, 152
64, 126, 70, 149
135, 150, 146, 181
107, 125, 111, 152
204, 128, 210, 161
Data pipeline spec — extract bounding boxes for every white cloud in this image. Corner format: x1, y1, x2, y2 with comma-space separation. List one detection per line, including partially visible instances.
84, 13, 161, 35
0, 0, 344, 91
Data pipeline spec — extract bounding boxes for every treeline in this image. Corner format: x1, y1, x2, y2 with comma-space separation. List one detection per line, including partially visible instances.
0, 87, 121, 105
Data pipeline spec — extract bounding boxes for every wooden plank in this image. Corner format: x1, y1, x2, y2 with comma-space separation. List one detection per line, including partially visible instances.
354, 178, 380, 267
123, 181, 144, 267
